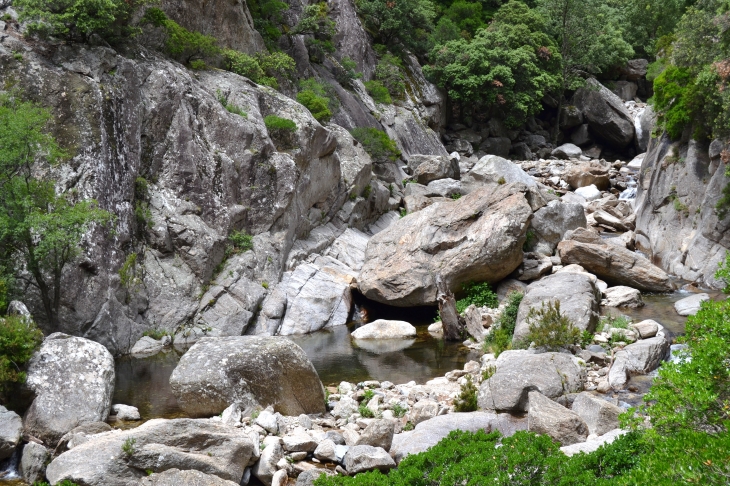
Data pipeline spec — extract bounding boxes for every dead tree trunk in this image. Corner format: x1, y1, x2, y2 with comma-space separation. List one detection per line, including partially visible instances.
436, 275, 465, 341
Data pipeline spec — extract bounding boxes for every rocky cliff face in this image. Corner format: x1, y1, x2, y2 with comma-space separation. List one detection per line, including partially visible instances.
635, 135, 730, 288
0, 0, 447, 354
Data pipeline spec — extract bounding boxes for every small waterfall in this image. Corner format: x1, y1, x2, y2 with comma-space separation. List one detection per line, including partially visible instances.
619, 176, 637, 201
0, 447, 22, 481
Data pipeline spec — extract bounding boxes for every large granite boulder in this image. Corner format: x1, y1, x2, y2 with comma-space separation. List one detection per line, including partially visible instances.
563, 161, 611, 190
527, 391, 588, 446
529, 200, 587, 255
23, 333, 115, 445
512, 272, 601, 344
46, 418, 255, 486
140, 468, 240, 486
461, 155, 537, 193
573, 78, 635, 149
571, 392, 622, 436
608, 335, 671, 389
478, 351, 585, 412
344, 445, 395, 474
21, 441, 50, 485
674, 293, 710, 316
601, 286, 643, 308
358, 184, 533, 306
0, 405, 22, 460
169, 336, 325, 417
408, 155, 460, 184
558, 240, 672, 292
390, 412, 527, 463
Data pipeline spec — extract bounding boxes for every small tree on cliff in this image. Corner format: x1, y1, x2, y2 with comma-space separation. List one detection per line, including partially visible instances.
0, 92, 112, 327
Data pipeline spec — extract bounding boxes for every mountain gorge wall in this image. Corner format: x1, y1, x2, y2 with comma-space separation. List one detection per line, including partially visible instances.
0, 0, 447, 354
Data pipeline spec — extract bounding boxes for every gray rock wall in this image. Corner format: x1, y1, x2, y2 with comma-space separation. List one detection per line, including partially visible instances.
634, 134, 730, 288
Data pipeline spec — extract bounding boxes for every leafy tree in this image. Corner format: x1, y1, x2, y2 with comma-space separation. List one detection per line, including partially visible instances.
223, 50, 295, 89
538, 0, 633, 140
0, 93, 112, 327
356, 0, 437, 56
443, 0, 484, 38
430, 17, 462, 45
248, 0, 289, 49
608, 0, 692, 58
424, 1, 561, 127
15, 0, 147, 41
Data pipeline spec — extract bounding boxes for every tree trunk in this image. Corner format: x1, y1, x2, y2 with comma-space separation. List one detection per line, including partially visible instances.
436, 275, 464, 341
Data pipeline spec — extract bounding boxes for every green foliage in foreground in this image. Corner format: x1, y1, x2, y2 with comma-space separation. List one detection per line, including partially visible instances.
349, 128, 401, 164
315, 429, 647, 486
484, 291, 523, 356
642, 298, 730, 434
0, 315, 43, 394
455, 281, 498, 314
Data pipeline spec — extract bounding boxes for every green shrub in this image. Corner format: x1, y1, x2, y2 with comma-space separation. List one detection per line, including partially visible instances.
247, 0, 289, 49
453, 374, 477, 412
264, 115, 297, 132
484, 291, 523, 357
297, 78, 338, 122
392, 403, 407, 418
118, 253, 141, 292
121, 437, 136, 456
313, 429, 647, 485
229, 230, 254, 252
358, 403, 375, 418
335, 56, 362, 86
142, 328, 170, 340
600, 312, 631, 330
223, 50, 295, 89
216, 90, 247, 118
355, 0, 436, 55
651, 65, 694, 140
374, 53, 406, 100
0, 315, 43, 394
16, 0, 145, 41
142, 8, 220, 64
455, 281, 498, 313
349, 128, 401, 163
525, 300, 581, 351
364, 80, 392, 104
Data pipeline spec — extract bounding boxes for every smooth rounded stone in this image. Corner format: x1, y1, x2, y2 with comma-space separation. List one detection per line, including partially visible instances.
570, 392, 623, 436
631, 319, 659, 339
527, 391, 588, 446
283, 429, 318, 452
601, 286, 643, 308
426, 178, 462, 198
563, 161, 610, 190
140, 468, 240, 486
410, 399, 439, 426
169, 336, 325, 417
295, 468, 336, 486
255, 411, 279, 434
313, 439, 338, 462
561, 428, 626, 456
21, 441, 50, 484
427, 322, 443, 333
410, 155, 460, 185
130, 336, 167, 356
674, 293, 710, 316
574, 185, 602, 201
254, 439, 285, 486
0, 405, 22, 460
351, 319, 417, 340
46, 418, 255, 486
24, 333, 115, 445
338, 382, 354, 395
529, 200, 587, 255
608, 335, 671, 389
355, 420, 395, 451
573, 78, 635, 149
344, 445, 395, 475
496, 279, 528, 301
552, 143, 583, 160
478, 351, 585, 412
271, 469, 288, 486
462, 155, 537, 190
558, 240, 673, 292
325, 431, 346, 446
512, 272, 601, 343
358, 184, 533, 307
111, 404, 141, 421
332, 396, 358, 420
390, 412, 527, 463
6, 300, 32, 318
